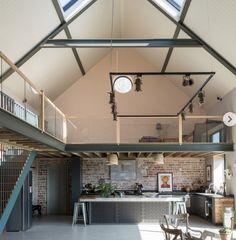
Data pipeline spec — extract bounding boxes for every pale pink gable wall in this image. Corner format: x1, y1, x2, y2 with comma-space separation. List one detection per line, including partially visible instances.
55, 49, 205, 143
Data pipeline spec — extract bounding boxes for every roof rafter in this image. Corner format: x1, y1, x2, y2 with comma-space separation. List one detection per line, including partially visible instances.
161, 0, 192, 72
0, 0, 98, 82
147, 0, 236, 76
52, 0, 85, 75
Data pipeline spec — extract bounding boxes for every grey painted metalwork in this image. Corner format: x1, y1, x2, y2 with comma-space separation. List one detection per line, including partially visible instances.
161, 0, 192, 72
0, 151, 36, 233
0, 108, 65, 151
147, 0, 236, 76
52, 0, 85, 75
0, 0, 97, 82
65, 143, 234, 153
43, 39, 202, 48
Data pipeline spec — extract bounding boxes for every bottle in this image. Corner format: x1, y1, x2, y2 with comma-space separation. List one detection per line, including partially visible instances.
223, 207, 234, 228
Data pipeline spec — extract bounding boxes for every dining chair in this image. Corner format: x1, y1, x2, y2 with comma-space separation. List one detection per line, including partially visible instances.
164, 214, 202, 238
160, 223, 184, 240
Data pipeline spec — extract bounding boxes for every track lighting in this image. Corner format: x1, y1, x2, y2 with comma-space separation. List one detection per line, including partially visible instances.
198, 90, 205, 105
134, 75, 142, 92
109, 92, 115, 104
111, 103, 117, 114
182, 74, 194, 87
188, 102, 193, 114
217, 96, 222, 101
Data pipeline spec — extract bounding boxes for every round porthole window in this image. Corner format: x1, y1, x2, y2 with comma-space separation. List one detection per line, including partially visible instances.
113, 76, 133, 93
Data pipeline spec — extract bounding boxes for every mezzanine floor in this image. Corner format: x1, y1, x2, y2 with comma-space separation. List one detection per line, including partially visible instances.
1, 215, 236, 240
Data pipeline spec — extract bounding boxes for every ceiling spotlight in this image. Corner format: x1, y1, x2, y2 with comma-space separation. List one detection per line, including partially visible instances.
188, 102, 194, 114
181, 112, 186, 121
109, 92, 115, 104
198, 90, 205, 105
106, 153, 119, 165
113, 76, 133, 93
111, 103, 117, 114
113, 112, 117, 121
153, 153, 164, 164
217, 96, 222, 101
182, 74, 194, 87
134, 75, 142, 92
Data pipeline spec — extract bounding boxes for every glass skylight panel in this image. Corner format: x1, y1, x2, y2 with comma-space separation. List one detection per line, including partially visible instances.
153, 0, 185, 21
58, 0, 92, 20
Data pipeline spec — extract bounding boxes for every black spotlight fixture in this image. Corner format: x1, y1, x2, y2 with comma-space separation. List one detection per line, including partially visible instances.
217, 96, 223, 101
134, 74, 142, 92
111, 102, 117, 114
181, 112, 186, 121
182, 74, 194, 87
108, 92, 115, 104
188, 102, 194, 114
198, 90, 205, 105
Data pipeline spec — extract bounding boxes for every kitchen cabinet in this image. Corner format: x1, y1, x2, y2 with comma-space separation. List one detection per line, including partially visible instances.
190, 194, 234, 225
190, 195, 209, 219
212, 198, 234, 225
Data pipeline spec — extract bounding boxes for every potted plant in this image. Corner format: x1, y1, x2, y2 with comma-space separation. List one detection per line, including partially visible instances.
96, 183, 117, 198
219, 227, 232, 240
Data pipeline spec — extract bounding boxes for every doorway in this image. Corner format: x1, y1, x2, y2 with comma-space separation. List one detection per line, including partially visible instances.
47, 164, 68, 215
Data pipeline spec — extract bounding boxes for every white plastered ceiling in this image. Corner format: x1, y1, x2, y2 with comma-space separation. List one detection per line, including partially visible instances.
0, 0, 236, 109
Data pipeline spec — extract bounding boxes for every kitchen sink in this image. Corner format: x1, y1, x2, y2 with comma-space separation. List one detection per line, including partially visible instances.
196, 192, 223, 198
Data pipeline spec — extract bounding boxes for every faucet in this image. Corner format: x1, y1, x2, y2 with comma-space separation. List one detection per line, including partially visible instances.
208, 183, 217, 193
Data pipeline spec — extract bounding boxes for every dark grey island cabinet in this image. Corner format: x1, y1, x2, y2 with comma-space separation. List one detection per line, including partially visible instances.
81, 195, 186, 224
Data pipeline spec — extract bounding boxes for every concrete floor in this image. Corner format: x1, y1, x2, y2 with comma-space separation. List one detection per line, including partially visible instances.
1, 215, 236, 240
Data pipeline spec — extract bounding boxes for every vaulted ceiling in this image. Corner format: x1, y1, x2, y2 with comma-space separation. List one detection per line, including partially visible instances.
0, 0, 236, 111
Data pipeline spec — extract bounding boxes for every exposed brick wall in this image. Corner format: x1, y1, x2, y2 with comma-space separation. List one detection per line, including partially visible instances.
32, 157, 206, 215
82, 158, 206, 191
32, 158, 71, 215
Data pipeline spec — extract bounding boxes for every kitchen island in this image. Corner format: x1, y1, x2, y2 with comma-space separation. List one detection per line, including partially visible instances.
80, 194, 186, 224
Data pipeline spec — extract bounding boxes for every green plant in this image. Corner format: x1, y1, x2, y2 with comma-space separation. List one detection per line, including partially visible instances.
219, 228, 232, 235
96, 183, 117, 198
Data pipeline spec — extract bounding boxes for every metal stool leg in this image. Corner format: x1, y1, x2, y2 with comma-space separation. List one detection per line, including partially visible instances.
82, 203, 87, 226
72, 203, 79, 226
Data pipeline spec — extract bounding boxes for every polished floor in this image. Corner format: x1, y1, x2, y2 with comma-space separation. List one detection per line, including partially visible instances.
1, 215, 236, 240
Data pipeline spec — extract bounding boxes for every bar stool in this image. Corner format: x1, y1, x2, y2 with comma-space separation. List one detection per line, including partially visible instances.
172, 201, 187, 214
72, 202, 87, 226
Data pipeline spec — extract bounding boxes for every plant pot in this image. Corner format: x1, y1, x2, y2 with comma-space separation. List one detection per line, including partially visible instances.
220, 233, 231, 240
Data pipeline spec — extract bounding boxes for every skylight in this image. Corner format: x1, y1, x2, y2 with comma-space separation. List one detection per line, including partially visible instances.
58, 0, 92, 20
154, 0, 185, 20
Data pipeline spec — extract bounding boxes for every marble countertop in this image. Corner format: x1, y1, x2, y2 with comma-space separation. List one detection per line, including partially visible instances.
80, 194, 186, 202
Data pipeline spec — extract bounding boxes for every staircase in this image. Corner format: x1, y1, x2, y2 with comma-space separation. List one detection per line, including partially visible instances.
0, 144, 36, 233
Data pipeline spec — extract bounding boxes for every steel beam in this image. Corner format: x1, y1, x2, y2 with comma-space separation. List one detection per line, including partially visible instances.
0, 0, 97, 82
52, 0, 85, 75
42, 39, 202, 48
147, 0, 236, 76
65, 143, 234, 153
161, 0, 192, 72
110, 71, 215, 76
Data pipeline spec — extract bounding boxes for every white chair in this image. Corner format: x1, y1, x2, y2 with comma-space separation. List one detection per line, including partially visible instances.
172, 201, 187, 214
72, 202, 87, 226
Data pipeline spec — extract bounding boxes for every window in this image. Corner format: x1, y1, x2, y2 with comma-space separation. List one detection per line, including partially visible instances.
58, 0, 92, 20
213, 156, 225, 192
211, 131, 220, 143
154, 0, 185, 20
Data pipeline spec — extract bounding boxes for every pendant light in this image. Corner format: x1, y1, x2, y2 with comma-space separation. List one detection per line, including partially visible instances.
153, 153, 164, 164
106, 153, 119, 165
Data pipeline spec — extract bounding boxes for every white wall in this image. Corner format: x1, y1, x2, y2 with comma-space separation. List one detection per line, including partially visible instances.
208, 86, 236, 202
55, 49, 206, 143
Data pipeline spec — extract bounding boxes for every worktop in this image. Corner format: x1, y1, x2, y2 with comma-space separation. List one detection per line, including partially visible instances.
80, 194, 186, 203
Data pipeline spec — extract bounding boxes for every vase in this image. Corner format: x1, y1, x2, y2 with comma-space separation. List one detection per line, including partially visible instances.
220, 233, 231, 240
